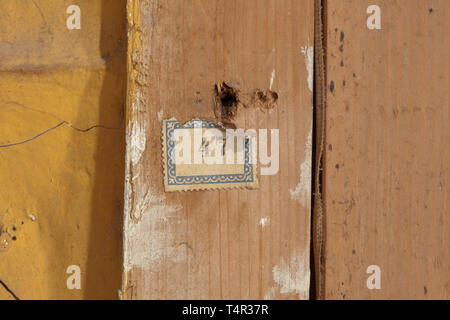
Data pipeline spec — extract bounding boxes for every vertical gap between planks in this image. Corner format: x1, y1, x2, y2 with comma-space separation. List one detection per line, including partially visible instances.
311, 0, 327, 300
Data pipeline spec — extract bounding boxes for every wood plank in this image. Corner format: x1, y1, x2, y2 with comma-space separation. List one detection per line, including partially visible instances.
122, 0, 314, 300
323, 0, 449, 299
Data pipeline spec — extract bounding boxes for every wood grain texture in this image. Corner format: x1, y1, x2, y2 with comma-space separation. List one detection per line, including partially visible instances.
324, 0, 449, 299
122, 0, 314, 300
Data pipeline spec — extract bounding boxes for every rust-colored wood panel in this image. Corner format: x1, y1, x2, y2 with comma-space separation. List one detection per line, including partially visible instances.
324, 0, 449, 299
122, 0, 314, 300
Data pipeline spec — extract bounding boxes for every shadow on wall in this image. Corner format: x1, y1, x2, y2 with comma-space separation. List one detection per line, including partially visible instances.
78, 0, 127, 299
0, 0, 127, 299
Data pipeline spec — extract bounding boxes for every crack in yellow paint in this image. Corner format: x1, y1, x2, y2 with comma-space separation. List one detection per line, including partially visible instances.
0, 0, 127, 299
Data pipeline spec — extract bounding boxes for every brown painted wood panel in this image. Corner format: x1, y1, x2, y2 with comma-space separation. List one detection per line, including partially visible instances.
122, 0, 314, 299
324, 0, 449, 299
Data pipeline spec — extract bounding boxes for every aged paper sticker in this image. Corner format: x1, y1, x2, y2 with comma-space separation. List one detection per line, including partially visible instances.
162, 119, 258, 192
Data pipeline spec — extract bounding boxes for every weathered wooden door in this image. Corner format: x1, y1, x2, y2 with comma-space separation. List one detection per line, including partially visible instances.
122, 0, 315, 300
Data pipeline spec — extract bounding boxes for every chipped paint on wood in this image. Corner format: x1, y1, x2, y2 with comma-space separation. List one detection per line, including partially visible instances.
122, 0, 186, 298
269, 69, 276, 90
290, 126, 312, 208
123, 188, 182, 273
271, 251, 310, 299
259, 217, 269, 228
122, 0, 314, 300
301, 46, 314, 93
288, 46, 314, 209
129, 119, 146, 165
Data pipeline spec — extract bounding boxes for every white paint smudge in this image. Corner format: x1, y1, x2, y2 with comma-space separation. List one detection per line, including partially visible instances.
122, 0, 186, 281
289, 127, 312, 208
269, 69, 276, 90
28, 214, 36, 221
272, 251, 310, 299
129, 118, 146, 165
157, 109, 164, 122
264, 287, 277, 300
301, 46, 314, 93
259, 217, 269, 228
123, 186, 183, 273
124, 106, 184, 273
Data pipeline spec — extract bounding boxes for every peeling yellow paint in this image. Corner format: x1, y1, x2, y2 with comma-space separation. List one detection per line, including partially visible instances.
0, 0, 126, 299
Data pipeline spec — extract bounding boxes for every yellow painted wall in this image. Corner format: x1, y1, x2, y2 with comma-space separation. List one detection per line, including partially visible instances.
0, 0, 126, 299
